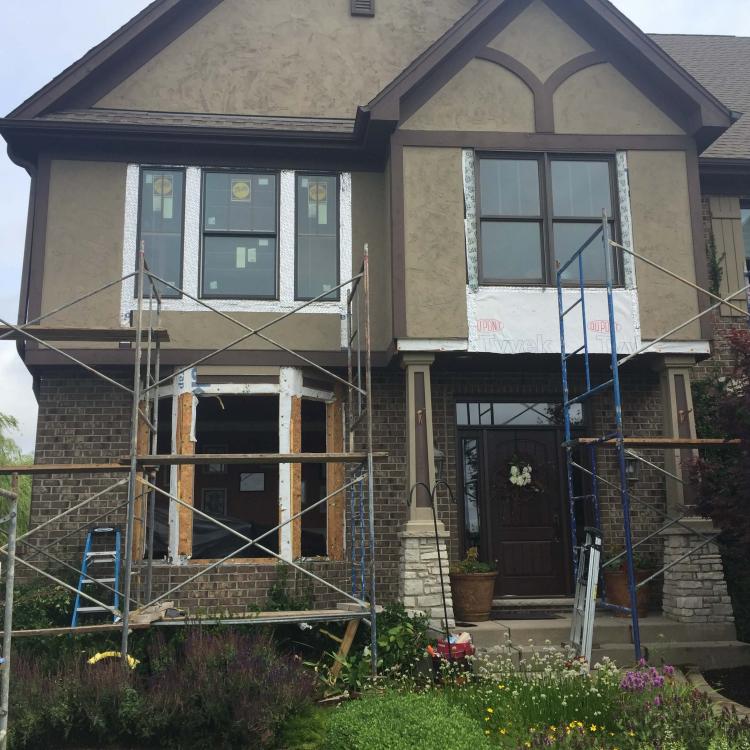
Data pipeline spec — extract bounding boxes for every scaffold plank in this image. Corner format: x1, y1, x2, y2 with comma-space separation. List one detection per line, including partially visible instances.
131, 452, 388, 466
570, 437, 741, 448
0, 464, 131, 475
0, 325, 170, 342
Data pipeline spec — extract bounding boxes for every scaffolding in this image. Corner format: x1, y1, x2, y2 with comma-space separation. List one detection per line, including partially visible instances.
558, 214, 747, 661
0, 246, 381, 745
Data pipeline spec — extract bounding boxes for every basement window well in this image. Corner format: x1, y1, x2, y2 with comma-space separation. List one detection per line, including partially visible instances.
193, 394, 280, 559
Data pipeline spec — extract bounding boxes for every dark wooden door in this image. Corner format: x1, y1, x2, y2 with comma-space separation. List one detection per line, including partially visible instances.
481, 429, 569, 596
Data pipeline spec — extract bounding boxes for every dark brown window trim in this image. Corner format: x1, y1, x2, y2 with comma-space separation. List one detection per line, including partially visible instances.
294, 172, 341, 302
199, 168, 281, 301
476, 151, 621, 288
136, 166, 186, 299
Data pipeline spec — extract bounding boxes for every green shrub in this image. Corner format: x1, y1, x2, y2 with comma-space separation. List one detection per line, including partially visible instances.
9, 627, 317, 750
323, 691, 491, 750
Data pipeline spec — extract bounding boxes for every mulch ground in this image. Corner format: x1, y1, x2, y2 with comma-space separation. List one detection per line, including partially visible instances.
703, 667, 750, 708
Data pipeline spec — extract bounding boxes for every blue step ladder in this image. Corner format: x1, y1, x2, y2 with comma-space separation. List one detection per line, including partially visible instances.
71, 526, 122, 628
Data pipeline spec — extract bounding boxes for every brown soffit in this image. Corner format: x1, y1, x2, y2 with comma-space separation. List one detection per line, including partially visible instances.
6, 0, 223, 120
364, 0, 733, 137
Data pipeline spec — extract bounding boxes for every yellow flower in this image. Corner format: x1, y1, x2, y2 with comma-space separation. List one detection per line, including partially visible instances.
487, 707, 494, 714
485, 730, 490, 736
499, 728, 507, 735
590, 724, 597, 732
87, 651, 139, 670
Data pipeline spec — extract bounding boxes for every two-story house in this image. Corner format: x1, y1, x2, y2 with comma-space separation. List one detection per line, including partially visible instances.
2, 0, 746, 636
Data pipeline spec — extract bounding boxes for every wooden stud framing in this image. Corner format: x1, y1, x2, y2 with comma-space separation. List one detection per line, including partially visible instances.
176, 392, 195, 557
290, 395, 303, 560
326, 385, 345, 560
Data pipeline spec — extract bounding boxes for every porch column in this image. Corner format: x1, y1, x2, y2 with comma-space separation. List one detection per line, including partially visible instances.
399, 353, 454, 629
656, 356, 735, 626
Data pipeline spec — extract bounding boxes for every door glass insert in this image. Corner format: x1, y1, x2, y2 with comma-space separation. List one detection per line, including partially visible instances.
461, 437, 481, 552
456, 401, 582, 427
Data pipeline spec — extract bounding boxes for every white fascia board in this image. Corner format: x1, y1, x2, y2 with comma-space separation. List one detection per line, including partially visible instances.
397, 339, 469, 352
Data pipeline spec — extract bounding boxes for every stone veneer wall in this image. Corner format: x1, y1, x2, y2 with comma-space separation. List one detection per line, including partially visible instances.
661, 524, 735, 624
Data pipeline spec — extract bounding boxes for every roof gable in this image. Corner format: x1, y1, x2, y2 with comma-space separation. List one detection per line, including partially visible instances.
366, 0, 733, 141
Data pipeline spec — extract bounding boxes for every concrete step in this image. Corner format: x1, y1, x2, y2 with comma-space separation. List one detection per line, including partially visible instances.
590, 641, 750, 671
485, 615, 737, 647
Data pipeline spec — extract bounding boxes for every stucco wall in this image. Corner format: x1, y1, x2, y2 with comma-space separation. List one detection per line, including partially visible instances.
352, 171, 392, 350
627, 151, 701, 340
401, 59, 535, 132
554, 64, 685, 135
487, 0, 593, 81
41, 159, 126, 328
96, 0, 474, 117
402, 147, 467, 339
159, 311, 342, 351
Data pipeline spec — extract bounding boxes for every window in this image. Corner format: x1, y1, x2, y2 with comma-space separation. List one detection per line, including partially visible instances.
456, 401, 583, 427
478, 156, 617, 286
201, 171, 278, 298
741, 200, 750, 274
138, 168, 184, 298
296, 174, 339, 300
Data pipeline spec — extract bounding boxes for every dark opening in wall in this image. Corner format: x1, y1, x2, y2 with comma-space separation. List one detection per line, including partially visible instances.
147, 397, 173, 560
301, 399, 327, 557
193, 394, 279, 559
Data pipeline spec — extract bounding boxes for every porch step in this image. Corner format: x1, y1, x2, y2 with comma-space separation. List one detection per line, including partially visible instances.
590, 641, 750, 671
492, 597, 574, 613
465, 615, 747, 670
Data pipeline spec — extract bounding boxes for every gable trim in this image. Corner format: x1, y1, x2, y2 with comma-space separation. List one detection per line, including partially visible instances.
367, 0, 732, 138
7, 0, 223, 120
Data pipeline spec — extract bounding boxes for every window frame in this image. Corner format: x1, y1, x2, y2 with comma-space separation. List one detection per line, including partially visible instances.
476, 152, 622, 288
199, 168, 281, 301
294, 171, 341, 302
136, 166, 187, 299
740, 199, 750, 275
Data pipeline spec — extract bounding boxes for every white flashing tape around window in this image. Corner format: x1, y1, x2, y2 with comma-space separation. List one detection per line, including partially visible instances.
278, 367, 303, 561
462, 149, 479, 291
616, 151, 642, 346
639, 340, 711, 355
120, 166, 350, 327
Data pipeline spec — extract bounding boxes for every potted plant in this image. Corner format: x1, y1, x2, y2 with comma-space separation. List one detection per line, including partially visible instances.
603, 552, 654, 617
449, 547, 497, 622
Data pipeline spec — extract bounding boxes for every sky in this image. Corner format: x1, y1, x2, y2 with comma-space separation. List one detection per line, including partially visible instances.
1, 0, 750, 453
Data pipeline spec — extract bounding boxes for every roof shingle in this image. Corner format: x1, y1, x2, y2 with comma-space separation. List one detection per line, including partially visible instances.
651, 33, 750, 160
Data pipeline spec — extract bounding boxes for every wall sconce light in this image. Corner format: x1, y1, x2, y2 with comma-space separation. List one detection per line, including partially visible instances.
434, 448, 445, 482
625, 455, 640, 483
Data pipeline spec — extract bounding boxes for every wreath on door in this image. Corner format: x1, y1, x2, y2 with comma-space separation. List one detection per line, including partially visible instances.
506, 454, 543, 497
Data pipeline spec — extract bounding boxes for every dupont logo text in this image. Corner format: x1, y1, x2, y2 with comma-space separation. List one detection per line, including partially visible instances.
477, 318, 504, 334
588, 320, 622, 334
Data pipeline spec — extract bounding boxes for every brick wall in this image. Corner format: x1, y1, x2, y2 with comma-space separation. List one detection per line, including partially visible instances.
431, 366, 667, 584
24, 366, 409, 613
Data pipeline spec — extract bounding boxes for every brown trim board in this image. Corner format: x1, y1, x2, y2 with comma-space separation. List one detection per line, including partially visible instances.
392, 131, 697, 151
685, 146, 713, 340
23, 348, 393, 369
390, 141, 407, 339
26, 155, 51, 323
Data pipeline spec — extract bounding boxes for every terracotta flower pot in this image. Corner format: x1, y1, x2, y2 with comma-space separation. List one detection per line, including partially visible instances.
449, 571, 497, 622
603, 569, 651, 617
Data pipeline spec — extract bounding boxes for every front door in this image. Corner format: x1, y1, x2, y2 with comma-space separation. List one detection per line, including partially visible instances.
457, 401, 573, 597
482, 429, 568, 596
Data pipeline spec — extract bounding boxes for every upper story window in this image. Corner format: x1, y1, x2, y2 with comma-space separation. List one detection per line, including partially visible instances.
201, 171, 278, 299
138, 168, 185, 298
296, 174, 339, 300
478, 155, 617, 286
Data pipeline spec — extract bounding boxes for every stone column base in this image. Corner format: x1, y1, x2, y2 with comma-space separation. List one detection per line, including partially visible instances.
399, 520, 455, 630
661, 518, 735, 626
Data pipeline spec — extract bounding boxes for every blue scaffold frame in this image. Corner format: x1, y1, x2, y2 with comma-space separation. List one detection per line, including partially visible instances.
557, 214, 643, 660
